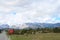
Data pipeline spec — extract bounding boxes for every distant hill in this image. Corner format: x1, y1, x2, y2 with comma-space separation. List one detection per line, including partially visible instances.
0, 24, 9, 29
25, 23, 60, 29
0, 23, 60, 29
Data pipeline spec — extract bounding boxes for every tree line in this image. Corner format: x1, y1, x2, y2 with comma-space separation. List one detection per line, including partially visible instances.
7, 27, 60, 35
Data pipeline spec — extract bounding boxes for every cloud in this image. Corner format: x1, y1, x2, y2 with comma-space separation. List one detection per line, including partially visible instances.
0, 0, 60, 25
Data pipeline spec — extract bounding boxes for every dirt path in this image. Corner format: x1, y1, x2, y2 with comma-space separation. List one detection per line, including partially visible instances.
0, 31, 10, 40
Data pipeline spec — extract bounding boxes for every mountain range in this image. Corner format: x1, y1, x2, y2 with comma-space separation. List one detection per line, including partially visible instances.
0, 23, 60, 29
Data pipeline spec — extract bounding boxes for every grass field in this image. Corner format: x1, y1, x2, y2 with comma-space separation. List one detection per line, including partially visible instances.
9, 33, 60, 40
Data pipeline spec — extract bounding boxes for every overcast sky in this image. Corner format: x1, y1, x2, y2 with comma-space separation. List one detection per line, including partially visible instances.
0, 0, 60, 25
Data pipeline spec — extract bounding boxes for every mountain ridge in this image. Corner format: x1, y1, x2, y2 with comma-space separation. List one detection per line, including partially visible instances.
0, 23, 60, 29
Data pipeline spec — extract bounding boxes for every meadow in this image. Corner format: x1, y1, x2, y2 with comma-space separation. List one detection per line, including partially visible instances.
9, 33, 60, 40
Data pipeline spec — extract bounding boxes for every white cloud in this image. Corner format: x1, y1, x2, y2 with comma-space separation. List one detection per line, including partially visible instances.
0, 0, 60, 25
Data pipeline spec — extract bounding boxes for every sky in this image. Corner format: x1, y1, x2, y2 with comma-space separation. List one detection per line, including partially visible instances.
0, 0, 60, 25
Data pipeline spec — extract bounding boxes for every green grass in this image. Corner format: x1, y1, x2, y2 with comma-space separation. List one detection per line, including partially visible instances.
9, 33, 60, 40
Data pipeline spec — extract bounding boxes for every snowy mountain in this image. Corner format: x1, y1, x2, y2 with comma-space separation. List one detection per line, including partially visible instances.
0, 23, 60, 29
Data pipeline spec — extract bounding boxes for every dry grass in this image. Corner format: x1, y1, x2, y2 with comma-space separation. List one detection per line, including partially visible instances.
10, 33, 60, 40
